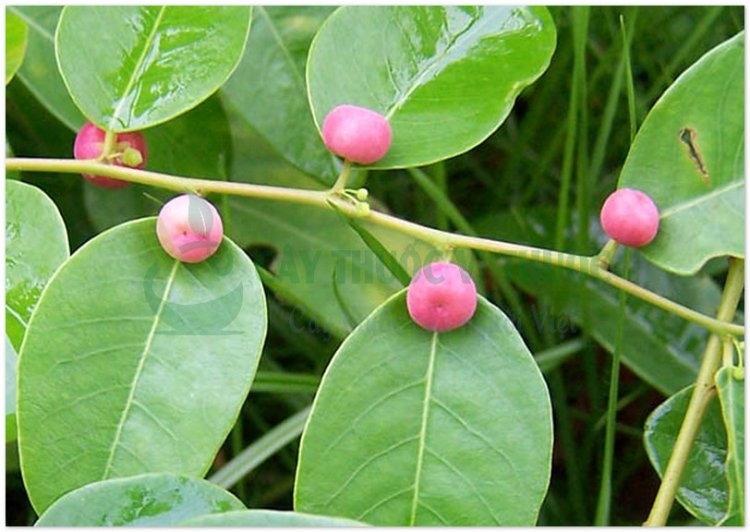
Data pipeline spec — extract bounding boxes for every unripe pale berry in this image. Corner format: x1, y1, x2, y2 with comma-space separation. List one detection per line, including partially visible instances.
73, 122, 148, 188
322, 104, 392, 164
600, 188, 660, 247
156, 194, 223, 263
407, 262, 477, 332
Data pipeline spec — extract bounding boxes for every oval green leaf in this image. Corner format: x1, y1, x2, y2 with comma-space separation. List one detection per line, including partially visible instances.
619, 32, 744, 274
222, 6, 340, 185
6, 180, 69, 351
18, 218, 267, 513
295, 292, 552, 525
716, 366, 744, 526
35, 473, 244, 526
643, 385, 729, 524
9, 6, 85, 130
6, 10, 28, 85
180, 509, 366, 527
306, 6, 556, 169
56, 6, 252, 131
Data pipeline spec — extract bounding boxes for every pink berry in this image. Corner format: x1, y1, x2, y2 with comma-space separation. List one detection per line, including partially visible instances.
73, 122, 148, 188
407, 262, 477, 332
322, 104, 392, 164
600, 188, 660, 247
156, 194, 223, 263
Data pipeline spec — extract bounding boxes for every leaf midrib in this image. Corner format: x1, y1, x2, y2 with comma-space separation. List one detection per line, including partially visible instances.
101, 259, 180, 479
108, 6, 166, 130
409, 331, 438, 525
659, 180, 743, 219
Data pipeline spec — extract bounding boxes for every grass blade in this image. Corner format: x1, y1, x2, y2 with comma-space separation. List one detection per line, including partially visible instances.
594, 248, 630, 525
209, 407, 311, 489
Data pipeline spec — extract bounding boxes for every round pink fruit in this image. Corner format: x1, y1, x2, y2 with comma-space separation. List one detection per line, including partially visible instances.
407, 262, 478, 332
322, 104, 392, 165
73, 122, 148, 188
600, 188, 660, 247
156, 194, 224, 263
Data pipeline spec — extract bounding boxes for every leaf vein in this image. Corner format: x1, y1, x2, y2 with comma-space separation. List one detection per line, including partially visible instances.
101, 259, 180, 479
409, 331, 438, 525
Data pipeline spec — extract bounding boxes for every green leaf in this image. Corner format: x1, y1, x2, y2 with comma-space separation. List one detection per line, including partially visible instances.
643, 385, 729, 525
17, 218, 267, 513
716, 366, 744, 526
295, 292, 552, 525
84, 96, 232, 231
6, 10, 28, 85
56, 6, 252, 131
221, 6, 340, 184
475, 207, 721, 395
8, 6, 85, 130
619, 32, 744, 274
6, 180, 69, 351
180, 509, 367, 527
329, 201, 412, 288
306, 6, 556, 169
225, 119, 474, 338
35, 473, 244, 526
6, 337, 18, 443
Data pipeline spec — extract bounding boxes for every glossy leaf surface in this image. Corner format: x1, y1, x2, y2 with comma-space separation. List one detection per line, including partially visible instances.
619, 32, 744, 274
295, 292, 552, 525
643, 385, 728, 524
180, 509, 366, 527
307, 6, 556, 169
222, 6, 340, 184
35, 473, 244, 526
9, 6, 85, 130
716, 367, 744, 525
6, 180, 69, 351
56, 6, 252, 131
18, 219, 267, 513
6, 10, 28, 84
84, 96, 232, 230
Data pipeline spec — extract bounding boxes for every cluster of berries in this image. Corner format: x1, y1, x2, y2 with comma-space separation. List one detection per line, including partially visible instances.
74, 103, 659, 332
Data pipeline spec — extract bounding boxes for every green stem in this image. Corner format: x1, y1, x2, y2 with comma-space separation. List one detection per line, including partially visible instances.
597, 239, 620, 269
644, 258, 744, 526
594, 248, 630, 525
101, 130, 117, 161
6, 157, 743, 338
331, 159, 353, 192
208, 406, 311, 489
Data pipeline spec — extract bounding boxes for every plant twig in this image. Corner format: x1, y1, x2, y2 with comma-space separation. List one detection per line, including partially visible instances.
6, 157, 744, 338
644, 258, 744, 526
